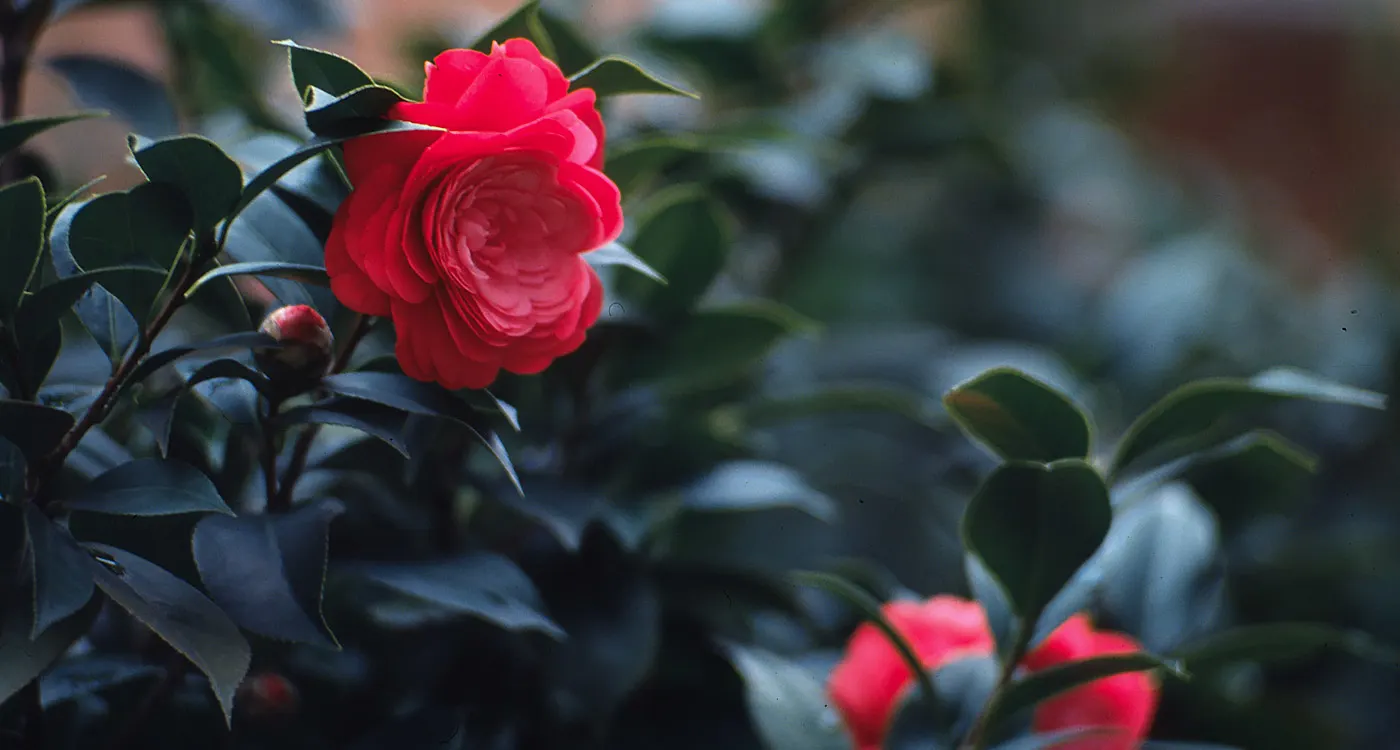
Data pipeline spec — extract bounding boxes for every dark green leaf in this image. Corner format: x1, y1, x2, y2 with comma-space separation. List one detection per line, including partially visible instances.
470, 0, 555, 59
275, 399, 411, 459
965, 553, 1105, 659
193, 498, 343, 647
722, 643, 849, 750
0, 437, 22, 502
187, 260, 329, 297
1172, 623, 1400, 672
320, 372, 520, 492
0, 400, 74, 461
22, 503, 96, 638
1096, 483, 1223, 653
225, 133, 347, 215
886, 656, 999, 750
584, 242, 666, 284
1109, 367, 1386, 478
943, 368, 1092, 462
461, 389, 520, 432
356, 553, 563, 637
66, 182, 194, 321
124, 331, 278, 391
615, 185, 729, 321
221, 191, 333, 311
65, 458, 233, 517
130, 134, 244, 231
45, 175, 107, 224
304, 84, 406, 136
986, 653, 1185, 737
15, 266, 168, 344
47, 55, 178, 138
0, 585, 100, 706
275, 39, 374, 98
1182, 430, 1315, 531
0, 112, 105, 159
85, 543, 251, 724
962, 460, 1111, 649
789, 570, 936, 703
683, 460, 835, 520
602, 136, 699, 198
570, 55, 699, 99
138, 359, 271, 456
635, 302, 816, 389
39, 654, 163, 707
0, 177, 46, 317
47, 204, 140, 364
535, 10, 599, 76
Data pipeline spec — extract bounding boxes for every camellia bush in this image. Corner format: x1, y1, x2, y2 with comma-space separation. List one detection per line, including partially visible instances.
0, 1, 1396, 749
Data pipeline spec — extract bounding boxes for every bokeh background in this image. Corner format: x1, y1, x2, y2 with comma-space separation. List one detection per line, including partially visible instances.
18, 0, 1400, 747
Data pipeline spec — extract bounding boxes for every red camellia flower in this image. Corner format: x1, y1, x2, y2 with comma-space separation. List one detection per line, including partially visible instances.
826, 598, 1158, 750
325, 39, 622, 389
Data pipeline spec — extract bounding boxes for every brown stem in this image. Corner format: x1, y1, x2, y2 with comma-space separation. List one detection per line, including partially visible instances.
29, 258, 201, 504
271, 314, 372, 509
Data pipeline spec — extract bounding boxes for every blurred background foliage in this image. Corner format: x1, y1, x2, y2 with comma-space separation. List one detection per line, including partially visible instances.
10, 0, 1400, 748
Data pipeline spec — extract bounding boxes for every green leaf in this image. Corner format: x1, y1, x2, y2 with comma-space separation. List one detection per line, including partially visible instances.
193, 498, 343, 647
683, 460, 835, 521
570, 55, 699, 98
139, 359, 272, 456
615, 185, 729, 321
535, 10, 599, 76
0, 585, 101, 706
0, 437, 22, 502
886, 656, 999, 750
789, 570, 936, 703
636, 302, 816, 390
85, 543, 251, 724
304, 84, 406, 136
22, 503, 97, 638
320, 372, 520, 493
0, 112, 105, 159
39, 654, 163, 708
0, 400, 74, 462
584, 242, 666, 284
123, 331, 278, 392
722, 643, 849, 750
962, 460, 1111, 650
47, 204, 140, 365
45, 175, 107, 225
0, 177, 46, 317
943, 368, 1092, 462
356, 553, 563, 637
1181, 430, 1316, 531
220, 191, 333, 311
64, 458, 234, 516
470, 0, 555, 59
187, 260, 329, 297
66, 182, 194, 322
1109, 367, 1386, 478
47, 55, 178, 138
130, 134, 244, 232
603, 136, 700, 198
985, 653, 1186, 737
275, 399, 412, 459
275, 39, 374, 99
1171, 623, 1400, 672
15, 266, 168, 344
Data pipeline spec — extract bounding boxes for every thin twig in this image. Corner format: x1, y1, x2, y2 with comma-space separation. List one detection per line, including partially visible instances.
272, 313, 372, 509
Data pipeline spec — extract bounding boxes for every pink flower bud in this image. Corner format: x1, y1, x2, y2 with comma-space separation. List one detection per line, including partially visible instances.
255, 305, 334, 388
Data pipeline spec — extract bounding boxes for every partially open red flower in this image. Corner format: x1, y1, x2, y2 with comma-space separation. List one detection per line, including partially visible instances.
325, 39, 621, 390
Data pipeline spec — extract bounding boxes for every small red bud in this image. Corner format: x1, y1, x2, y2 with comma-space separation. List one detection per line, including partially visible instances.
254, 305, 334, 390
237, 672, 300, 720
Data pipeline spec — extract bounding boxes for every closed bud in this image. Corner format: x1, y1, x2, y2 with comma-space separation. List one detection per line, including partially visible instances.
237, 671, 300, 721
255, 305, 333, 389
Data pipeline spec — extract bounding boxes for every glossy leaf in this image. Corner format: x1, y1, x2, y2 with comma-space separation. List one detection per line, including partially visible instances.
66, 182, 194, 321
570, 56, 699, 98
723, 643, 849, 750
15, 266, 167, 345
943, 368, 1092, 462
536, 9, 599, 76
47, 203, 140, 364
304, 84, 406, 136
584, 242, 667, 284
985, 653, 1186, 737
1172, 623, 1400, 671
276, 39, 374, 98
638, 302, 816, 389
45, 175, 106, 224
124, 331, 278, 391
139, 359, 271, 455
962, 460, 1111, 649
193, 499, 344, 646
598, 136, 698, 198
130, 134, 244, 231
886, 656, 999, 750
0, 177, 45, 317
0, 587, 101, 706
48, 55, 178, 138
0, 400, 75, 461
86, 543, 251, 724
65, 458, 233, 517
966, 553, 1105, 658
470, 0, 555, 58
188, 261, 329, 297
39, 654, 163, 707
356, 553, 563, 637
616, 185, 729, 321
275, 399, 412, 459
0, 112, 104, 159
22, 503, 97, 638
683, 460, 836, 521
221, 191, 333, 311
1110, 367, 1386, 478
